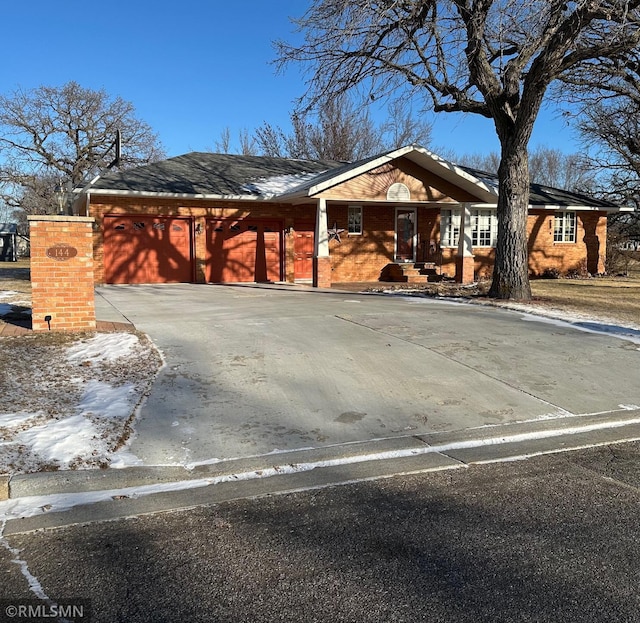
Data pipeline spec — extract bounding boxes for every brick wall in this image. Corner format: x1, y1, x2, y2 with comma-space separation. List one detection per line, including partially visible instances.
87, 195, 608, 286
439, 211, 607, 280
327, 204, 440, 283
28, 216, 96, 332
527, 211, 607, 276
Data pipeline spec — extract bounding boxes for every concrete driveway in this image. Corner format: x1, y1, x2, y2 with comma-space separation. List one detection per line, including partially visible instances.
95, 283, 640, 467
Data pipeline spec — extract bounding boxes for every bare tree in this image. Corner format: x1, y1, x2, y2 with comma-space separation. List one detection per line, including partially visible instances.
568, 59, 640, 207
380, 99, 433, 149
0, 81, 165, 215
254, 95, 431, 161
562, 48, 640, 245
238, 129, 258, 156
459, 146, 591, 191
528, 146, 593, 192
276, 1, 640, 300
212, 127, 258, 155
255, 95, 384, 160
214, 127, 232, 153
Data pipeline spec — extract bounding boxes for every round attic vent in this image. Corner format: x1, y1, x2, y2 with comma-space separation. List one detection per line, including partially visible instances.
387, 182, 410, 201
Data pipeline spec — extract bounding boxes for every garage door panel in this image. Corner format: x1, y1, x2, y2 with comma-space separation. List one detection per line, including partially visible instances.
206, 219, 282, 283
104, 216, 193, 284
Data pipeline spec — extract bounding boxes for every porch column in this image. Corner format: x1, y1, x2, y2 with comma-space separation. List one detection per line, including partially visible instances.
455, 203, 475, 284
314, 197, 331, 288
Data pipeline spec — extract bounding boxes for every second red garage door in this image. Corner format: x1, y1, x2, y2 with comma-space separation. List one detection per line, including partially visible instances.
206, 219, 282, 283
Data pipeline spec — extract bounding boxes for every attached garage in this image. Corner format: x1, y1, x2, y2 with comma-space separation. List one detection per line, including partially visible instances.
206, 219, 282, 283
103, 215, 193, 284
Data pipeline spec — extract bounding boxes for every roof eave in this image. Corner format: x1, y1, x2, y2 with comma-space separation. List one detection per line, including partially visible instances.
81, 188, 266, 201
278, 145, 499, 203
528, 203, 624, 212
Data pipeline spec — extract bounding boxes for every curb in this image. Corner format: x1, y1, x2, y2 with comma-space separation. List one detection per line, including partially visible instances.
6, 408, 640, 501
3, 411, 640, 535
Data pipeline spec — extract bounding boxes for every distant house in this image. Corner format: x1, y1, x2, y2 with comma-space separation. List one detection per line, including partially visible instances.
0, 223, 18, 262
74, 145, 623, 286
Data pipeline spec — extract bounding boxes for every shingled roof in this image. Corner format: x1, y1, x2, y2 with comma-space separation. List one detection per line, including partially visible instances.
83, 146, 619, 210
459, 166, 619, 210
87, 152, 343, 197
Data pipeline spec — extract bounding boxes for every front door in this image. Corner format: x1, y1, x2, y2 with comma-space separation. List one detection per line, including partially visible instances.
395, 208, 416, 262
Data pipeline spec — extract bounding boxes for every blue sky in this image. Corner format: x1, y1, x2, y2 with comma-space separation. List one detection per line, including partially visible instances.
3, 1, 581, 160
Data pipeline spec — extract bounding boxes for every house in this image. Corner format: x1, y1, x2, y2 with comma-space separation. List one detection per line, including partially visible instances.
0, 223, 18, 262
75, 144, 621, 287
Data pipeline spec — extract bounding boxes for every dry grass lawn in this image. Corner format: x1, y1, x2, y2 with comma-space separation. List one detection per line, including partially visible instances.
529, 272, 640, 327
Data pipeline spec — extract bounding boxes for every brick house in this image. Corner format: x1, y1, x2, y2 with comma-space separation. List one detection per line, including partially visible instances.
75, 145, 620, 287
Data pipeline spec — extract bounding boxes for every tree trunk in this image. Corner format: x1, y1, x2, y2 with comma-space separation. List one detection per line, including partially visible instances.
488, 142, 533, 301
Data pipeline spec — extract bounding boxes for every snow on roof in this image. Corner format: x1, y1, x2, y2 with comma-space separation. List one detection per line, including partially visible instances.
241, 171, 327, 197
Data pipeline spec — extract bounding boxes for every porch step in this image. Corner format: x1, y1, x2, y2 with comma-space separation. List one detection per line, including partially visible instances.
381, 263, 439, 283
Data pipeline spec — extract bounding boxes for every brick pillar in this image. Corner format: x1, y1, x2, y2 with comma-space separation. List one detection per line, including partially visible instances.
314, 256, 332, 288
455, 255, 475, 284
28, 216, 96, 332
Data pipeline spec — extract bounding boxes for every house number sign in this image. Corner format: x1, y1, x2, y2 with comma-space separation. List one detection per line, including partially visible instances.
46, 244, 78, 261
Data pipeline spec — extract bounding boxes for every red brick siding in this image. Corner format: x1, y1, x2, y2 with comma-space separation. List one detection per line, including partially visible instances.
440, 211, 607, 280
527, 210, 607, 276
28, 216, 96, 332
327, 205, 440, 282
89, 195, 607, 285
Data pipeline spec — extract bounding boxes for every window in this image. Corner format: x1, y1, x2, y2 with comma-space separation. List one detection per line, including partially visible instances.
441, 209, 461, 247
387, 183, 410, 202
554, 211, 576, 243
441, 208, 497, 248
348, 205, 362, 235
472, 209, 497, 247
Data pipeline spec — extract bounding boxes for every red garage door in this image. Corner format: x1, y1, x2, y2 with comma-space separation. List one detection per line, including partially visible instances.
206, 219, 282, 283
103, 216, 193, 284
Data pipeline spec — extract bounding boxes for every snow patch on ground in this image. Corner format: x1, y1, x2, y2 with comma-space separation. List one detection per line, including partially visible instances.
75, 380, 136, 420
66, 332, 139, 362
520, 313, 640, 345
0, 332, 161, 474
0, 412, 44, 428
14, 415, 106, 468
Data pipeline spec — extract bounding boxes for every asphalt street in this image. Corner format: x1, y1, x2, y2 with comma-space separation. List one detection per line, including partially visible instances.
3, 441, 640, 623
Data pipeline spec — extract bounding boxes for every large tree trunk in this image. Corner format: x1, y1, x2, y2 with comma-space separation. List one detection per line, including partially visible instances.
488, 142, 533, 301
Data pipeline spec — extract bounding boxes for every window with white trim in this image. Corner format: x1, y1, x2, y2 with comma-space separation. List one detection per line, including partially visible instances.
348, 205, 362, 235
441, 208, 498, 248
554, 211, 576, 243
441, 209, 461, 247
472, 209, 497, 247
